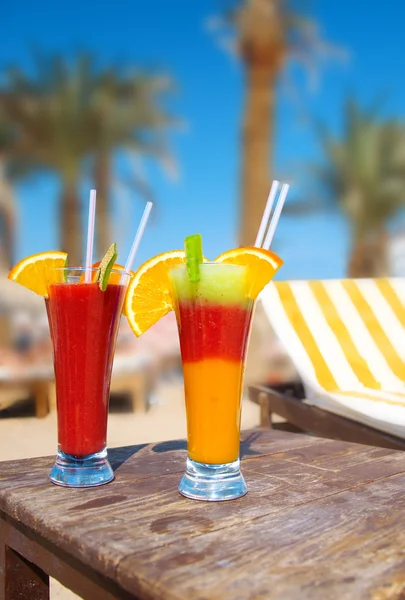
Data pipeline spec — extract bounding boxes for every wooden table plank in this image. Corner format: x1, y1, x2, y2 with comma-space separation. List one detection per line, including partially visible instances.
0, 518, 128, 600
1, 429, 405, 599
117, 474, 405, 600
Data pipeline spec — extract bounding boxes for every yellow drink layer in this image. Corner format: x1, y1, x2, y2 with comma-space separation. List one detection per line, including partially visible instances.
183, 359, 245, 464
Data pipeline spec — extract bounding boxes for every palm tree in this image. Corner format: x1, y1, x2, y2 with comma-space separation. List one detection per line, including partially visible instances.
0, 54, 99, 265
313, 98, 405, 277
212, 0, 331, 246
0, 54, 177, 263
0, 114, 18, 268
90, 70, 176, 255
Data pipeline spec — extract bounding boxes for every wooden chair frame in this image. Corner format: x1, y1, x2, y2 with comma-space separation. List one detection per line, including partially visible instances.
249, 382, 405, 451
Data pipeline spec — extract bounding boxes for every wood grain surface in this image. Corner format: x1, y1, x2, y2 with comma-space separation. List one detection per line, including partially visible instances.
1, 429, 405, 600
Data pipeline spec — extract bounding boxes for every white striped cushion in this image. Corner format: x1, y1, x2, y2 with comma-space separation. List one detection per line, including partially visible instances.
260, 278, 405, 437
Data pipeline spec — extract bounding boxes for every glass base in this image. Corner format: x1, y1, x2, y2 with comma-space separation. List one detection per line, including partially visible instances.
178, 457, 248, 501
49, 447, 114, 488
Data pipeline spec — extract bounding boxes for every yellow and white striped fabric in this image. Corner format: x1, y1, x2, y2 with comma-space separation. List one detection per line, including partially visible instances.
260, 278, 405, 438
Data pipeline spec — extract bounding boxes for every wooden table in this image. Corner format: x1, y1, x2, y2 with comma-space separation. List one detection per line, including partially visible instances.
2, 429, 405, 600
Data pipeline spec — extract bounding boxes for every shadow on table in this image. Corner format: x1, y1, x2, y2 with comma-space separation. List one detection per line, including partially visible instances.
150, 432, 262, 459
152, 440, 187, 453
240, 431, 261, 458
109, 443, 149, 470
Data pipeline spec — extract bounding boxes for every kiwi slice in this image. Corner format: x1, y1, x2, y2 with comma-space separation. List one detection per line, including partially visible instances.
63, 255, 69, 282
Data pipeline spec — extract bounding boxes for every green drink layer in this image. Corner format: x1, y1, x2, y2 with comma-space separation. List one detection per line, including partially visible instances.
169, 263, 248, 304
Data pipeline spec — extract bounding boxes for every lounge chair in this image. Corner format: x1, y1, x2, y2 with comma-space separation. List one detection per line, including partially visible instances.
0, 363, 53, 418
250, 278, 405, 450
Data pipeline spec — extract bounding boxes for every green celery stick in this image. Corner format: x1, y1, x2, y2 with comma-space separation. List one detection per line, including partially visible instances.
185, 234, 203, 283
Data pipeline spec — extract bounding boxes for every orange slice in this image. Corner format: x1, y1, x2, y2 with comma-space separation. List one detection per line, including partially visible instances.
8, 251, 68, 298
124, 250, 187, 336
215, 246, 283, 299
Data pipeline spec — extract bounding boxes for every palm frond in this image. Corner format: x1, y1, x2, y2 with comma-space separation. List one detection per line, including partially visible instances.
311, 96, 405, 232
209, 0, 346, 88
0, 51, 178, 179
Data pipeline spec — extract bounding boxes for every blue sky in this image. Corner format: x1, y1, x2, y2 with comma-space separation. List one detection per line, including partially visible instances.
2, 0, 405, 279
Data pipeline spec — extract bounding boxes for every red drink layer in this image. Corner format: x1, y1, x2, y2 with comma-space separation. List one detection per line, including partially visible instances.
47, 282, 125, 457
177, 301, 253, 362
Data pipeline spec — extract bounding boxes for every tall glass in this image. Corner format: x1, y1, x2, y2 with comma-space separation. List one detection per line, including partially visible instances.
169, 263, 254, 501
46, 267, 130, 487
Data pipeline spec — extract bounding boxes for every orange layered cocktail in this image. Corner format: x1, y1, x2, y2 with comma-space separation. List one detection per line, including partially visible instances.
170, 263, 253, 465
123, 232, 285, 501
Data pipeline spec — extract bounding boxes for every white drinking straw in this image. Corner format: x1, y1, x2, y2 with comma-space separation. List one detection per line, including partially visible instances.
84, 189, 97, 283
254, 180, 280, 248
121, 201, 153, 280
262, 183, 290, 250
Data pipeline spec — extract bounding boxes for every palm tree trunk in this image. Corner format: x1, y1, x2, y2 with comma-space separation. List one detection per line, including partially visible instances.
0, 157, 15, 269
60, 177, 82, 266
94, 152, 110, 259
239, 64, 276, 247
0, 203, 14, 269
374, 226, 389, 275
347, 227, 389, 278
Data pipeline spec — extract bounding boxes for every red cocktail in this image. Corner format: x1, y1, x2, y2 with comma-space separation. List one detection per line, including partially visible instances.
47, 267, 129, 487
